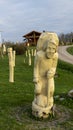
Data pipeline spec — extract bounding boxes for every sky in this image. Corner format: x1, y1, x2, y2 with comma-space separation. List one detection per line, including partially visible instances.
0, 0, 73, 43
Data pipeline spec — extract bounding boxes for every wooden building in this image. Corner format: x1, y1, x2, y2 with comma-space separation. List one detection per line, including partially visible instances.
23, 30, 41, 46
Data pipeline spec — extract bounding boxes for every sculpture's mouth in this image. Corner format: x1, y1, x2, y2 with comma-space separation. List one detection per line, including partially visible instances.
46, 52, 54, 59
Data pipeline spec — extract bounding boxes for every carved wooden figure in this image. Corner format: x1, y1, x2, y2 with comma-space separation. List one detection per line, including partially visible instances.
8, 48, 15, 83
28, 53, 31, 66
32, 32, 59, 118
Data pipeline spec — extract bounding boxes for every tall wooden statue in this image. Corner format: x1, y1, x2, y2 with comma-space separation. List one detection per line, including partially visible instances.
32, 32, 59, 118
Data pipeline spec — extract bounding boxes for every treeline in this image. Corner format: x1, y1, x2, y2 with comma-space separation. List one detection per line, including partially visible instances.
2, 41, 27, 55
59, 32, 73, 45
2, 32, 73, 55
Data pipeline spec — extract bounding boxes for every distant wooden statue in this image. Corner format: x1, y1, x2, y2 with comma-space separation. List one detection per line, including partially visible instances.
2, 44, 6, 55
32, 32, 59, 118
8, 48, 15, 83
28, 53, 31, 66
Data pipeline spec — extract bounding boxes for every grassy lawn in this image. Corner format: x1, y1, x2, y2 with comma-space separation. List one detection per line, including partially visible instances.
67, 46, 73, 55
0, 55, 73, 130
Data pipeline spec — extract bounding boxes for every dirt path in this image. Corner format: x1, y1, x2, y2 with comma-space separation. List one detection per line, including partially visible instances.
58, 45, 73, 64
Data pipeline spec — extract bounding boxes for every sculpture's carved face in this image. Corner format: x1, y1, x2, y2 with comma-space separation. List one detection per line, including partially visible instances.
45, 42, 56, 59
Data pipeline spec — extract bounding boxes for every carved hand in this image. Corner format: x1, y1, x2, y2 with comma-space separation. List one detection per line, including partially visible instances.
47, 68, 56, 79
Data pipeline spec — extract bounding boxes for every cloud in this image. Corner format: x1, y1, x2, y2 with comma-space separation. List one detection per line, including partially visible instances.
0, 0, 73, 42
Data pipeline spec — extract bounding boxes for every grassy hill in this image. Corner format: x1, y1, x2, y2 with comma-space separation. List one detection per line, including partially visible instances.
0, 55, 73, 130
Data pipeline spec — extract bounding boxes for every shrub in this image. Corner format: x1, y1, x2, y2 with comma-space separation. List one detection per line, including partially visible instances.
4, 41, 27, 55
13, 43, 27, 55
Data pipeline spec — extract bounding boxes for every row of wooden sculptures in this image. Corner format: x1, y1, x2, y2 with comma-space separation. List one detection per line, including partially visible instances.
0, 44, 15, 82
0, 45, 16, 83
0, 44, 37, 82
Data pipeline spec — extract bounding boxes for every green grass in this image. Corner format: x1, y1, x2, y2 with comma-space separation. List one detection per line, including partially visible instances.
0, 55, 73, 130
67, 46, 73, 55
